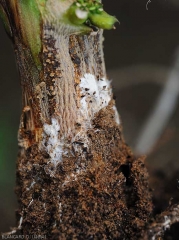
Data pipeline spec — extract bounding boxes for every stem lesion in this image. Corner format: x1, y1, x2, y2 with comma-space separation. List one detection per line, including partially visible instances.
0, 1, 154, 239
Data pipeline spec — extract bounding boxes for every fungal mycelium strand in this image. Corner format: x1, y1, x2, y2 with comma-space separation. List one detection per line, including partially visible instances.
79, 73, 112, 128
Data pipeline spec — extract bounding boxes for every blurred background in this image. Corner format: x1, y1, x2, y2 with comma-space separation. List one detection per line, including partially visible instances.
1, 0, 179, 234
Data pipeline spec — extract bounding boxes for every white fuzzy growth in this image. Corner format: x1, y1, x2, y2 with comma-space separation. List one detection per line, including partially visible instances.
43, 118, 64, 165
79, 73, 112, 127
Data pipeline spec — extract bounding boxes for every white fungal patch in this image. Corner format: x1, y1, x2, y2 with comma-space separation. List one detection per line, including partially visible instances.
43, 118, 64, 165
79, 73, 112, 128
40, 74, 120, 167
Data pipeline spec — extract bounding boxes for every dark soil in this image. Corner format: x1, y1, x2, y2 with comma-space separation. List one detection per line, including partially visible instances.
15, 103, 152, 240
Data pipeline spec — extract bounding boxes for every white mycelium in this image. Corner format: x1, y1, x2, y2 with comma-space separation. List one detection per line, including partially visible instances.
43, 118, 64, 165
79, 73, 112, 128
41, 74, 120, 166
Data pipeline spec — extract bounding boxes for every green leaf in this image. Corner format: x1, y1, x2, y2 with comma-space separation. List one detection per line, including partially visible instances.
18, 0, 43, 68
89, 11, 118, 30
